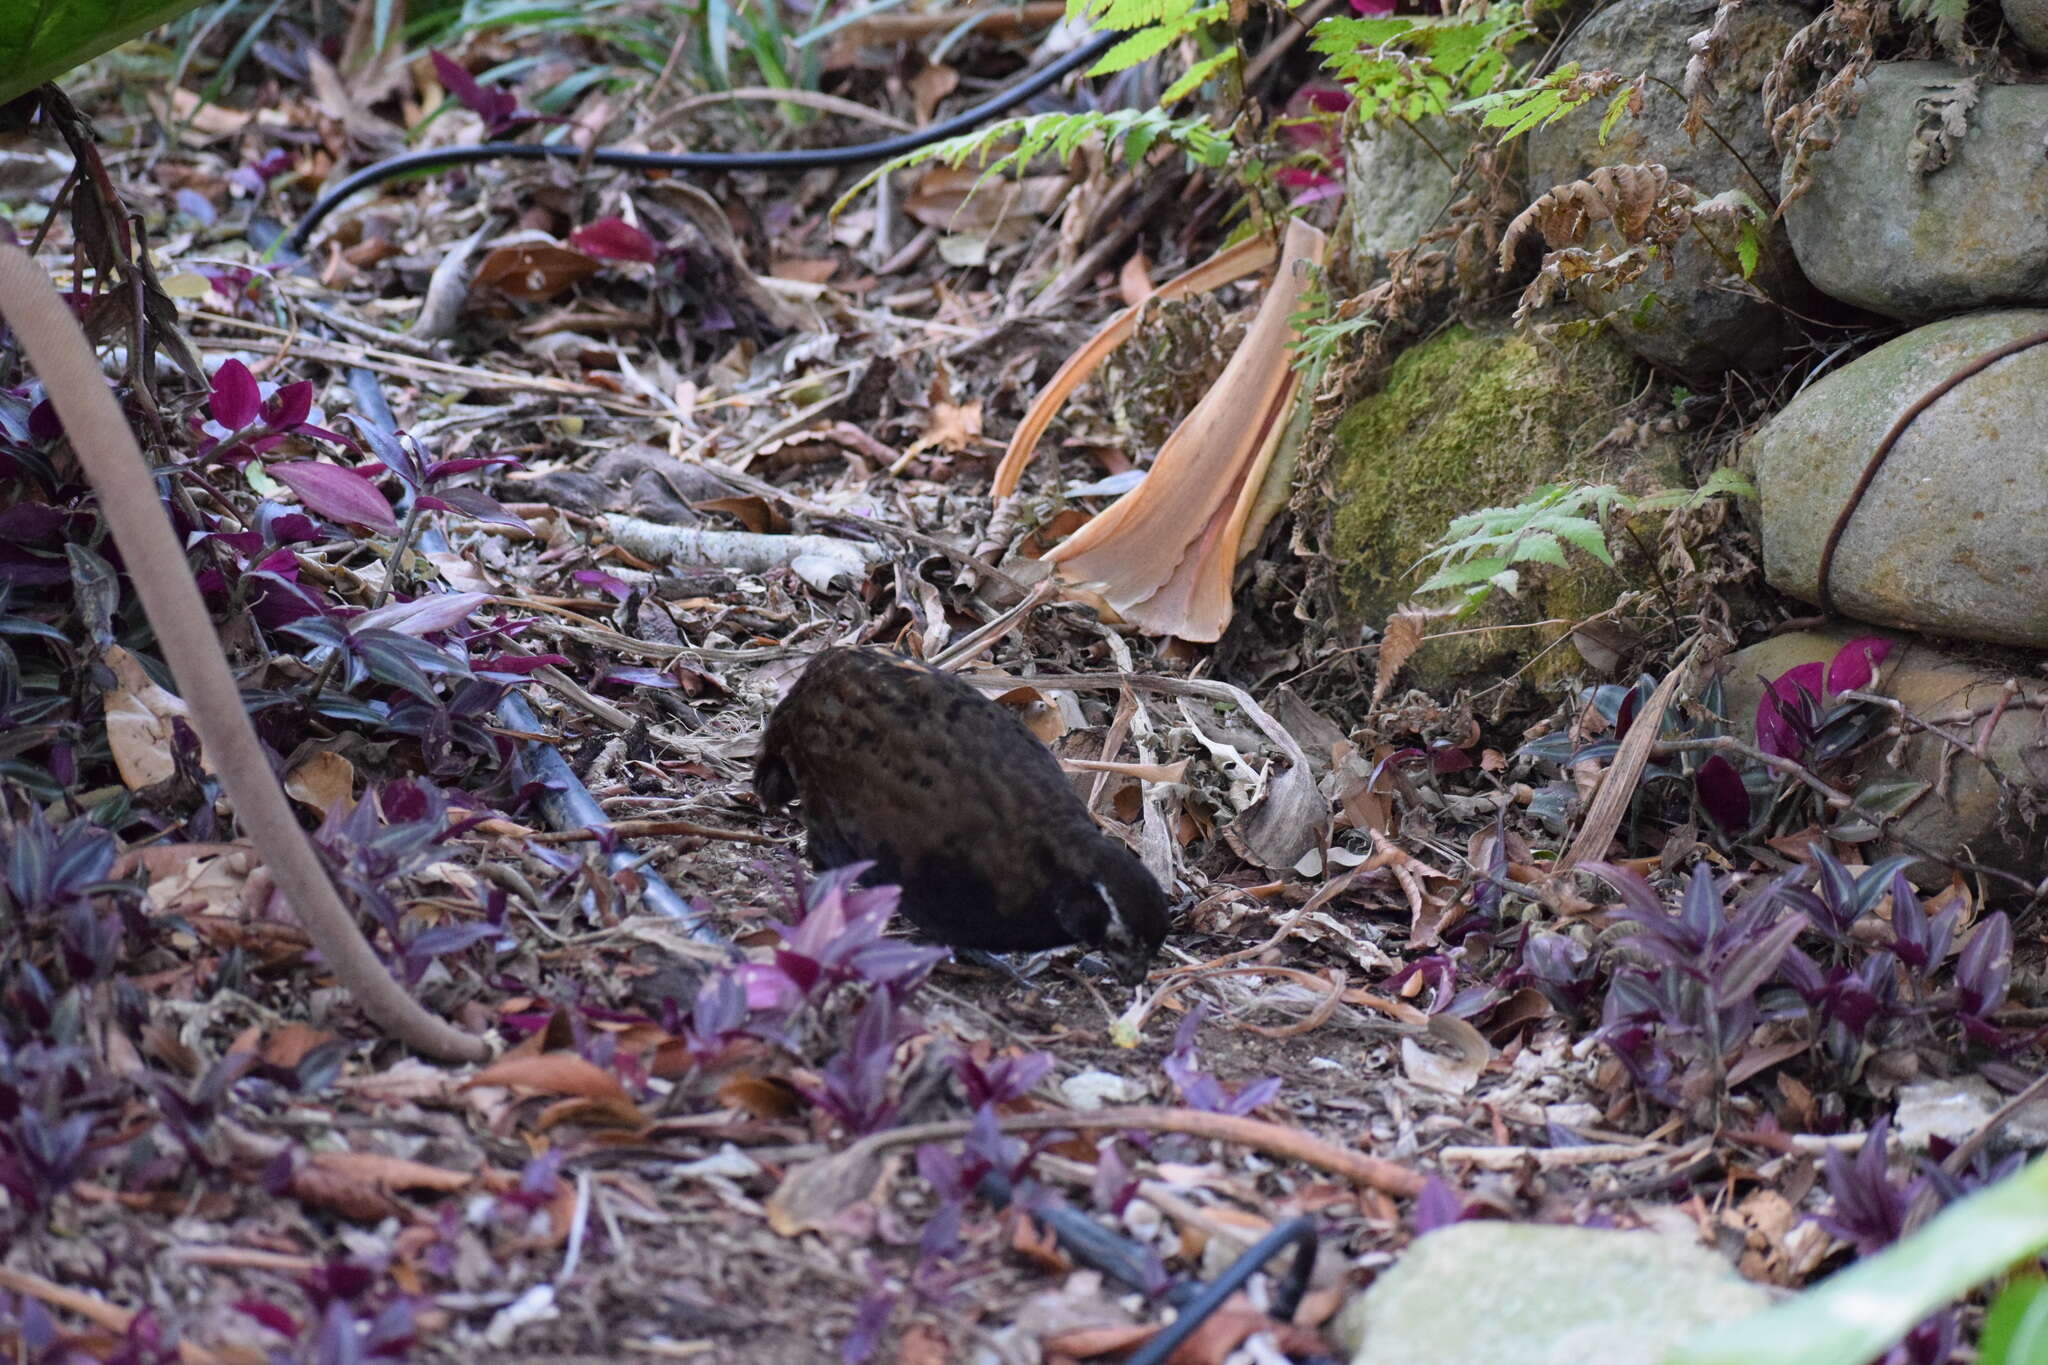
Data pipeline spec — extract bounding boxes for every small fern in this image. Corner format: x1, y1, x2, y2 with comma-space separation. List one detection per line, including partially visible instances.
1895, 0, 1968, 51
1416, 483, 1626, 609
1414, 469, 1755, 611
1289, 272, 1379, 383
1067, 0, 1236, 76
1309, 8, 1528, 124
830, 108, 1230, 218
1454, 62, 1633, 141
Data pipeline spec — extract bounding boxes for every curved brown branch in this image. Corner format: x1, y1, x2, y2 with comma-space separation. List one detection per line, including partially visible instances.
1818, 326, 2048, 614
0, 242, 488, 1063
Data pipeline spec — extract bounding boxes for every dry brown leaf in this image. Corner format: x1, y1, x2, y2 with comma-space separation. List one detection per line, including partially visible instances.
1118, 251, 1155, 306
141, 847, 258, 920
992, 232, 1279, 499
308, 1150, 473, 1193
1400, 1014, 1492, 1094
899, 1323, 951, 1365
769, 257, 837, 284
691, 494, 787, 534
472, 243, 600, 301
261, 1023, 338, 1069
284, 750, 355, 815
997, 685, 1069, 743
467, 1051, 644, 1118
916, 397, 982, 454
909, 62, 959, 125
1044, 219, 1326, 641
1502, 164, 1677, 266
1374, 607, 1425, 706
102, 643, 195, 788
290, 1151, 471, 1223
716, 1072, 805, 1119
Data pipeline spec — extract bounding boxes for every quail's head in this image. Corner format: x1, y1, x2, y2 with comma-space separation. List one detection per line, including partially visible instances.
1051, 840, 1171, 986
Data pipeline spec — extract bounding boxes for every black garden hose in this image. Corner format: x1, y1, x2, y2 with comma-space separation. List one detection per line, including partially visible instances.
283, 26, 1124, 254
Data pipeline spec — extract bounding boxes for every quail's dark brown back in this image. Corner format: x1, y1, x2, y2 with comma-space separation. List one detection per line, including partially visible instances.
754, 647, 1169, 978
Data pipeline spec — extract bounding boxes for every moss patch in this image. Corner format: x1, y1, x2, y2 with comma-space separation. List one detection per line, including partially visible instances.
1327, 323, 1683, 690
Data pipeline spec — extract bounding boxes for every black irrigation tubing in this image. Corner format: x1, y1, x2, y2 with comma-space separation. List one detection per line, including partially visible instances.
282, 26, 1125, 255
978, 1169, 1323, 1359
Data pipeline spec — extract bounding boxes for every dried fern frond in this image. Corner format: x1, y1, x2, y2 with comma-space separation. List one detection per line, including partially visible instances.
1499, 164, 1684, 268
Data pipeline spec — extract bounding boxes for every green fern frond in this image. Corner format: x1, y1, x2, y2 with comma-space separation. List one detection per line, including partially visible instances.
1453, 62, 1613, 142
830, 109, 1228, 219
1310, 9, 1527, 123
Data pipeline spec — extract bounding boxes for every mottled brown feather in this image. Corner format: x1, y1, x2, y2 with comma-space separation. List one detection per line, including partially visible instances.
755, 647, 1169, 982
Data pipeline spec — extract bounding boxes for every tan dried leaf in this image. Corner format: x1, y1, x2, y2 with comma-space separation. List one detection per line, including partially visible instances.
1501, 164, 1678, 266
471, 243, 601, 301
1374, 607, 1426, 706
1118, 251, 1155, 306
285, 750, 355, 815
102, 644, 195, 788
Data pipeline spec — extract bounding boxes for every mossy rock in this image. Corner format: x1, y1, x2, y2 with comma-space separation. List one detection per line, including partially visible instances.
1326, 323, 1686, 691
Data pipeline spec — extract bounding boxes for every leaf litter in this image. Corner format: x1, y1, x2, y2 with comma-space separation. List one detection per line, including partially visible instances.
0, 17, 2040, 1365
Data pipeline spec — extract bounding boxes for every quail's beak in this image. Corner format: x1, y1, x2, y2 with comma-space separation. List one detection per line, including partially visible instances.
1108, 945, 1152, 988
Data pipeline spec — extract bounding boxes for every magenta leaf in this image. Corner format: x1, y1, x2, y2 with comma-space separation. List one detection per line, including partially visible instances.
343, 416, 421, 487
569, 217, 660, 263
1756, 661, 1825, 759
209, 359, 261, 429
473, 653, 569, 675
430, 50, 512, 127
1429, 743, 1473, 774
424, 454, 521, 480
423, 486, 530, 529
572, 569, 635, 600
264, 380, 312, 431
268, 462, 398, 534
1826, 635, 1893, 696
1694, 754, 1750, 833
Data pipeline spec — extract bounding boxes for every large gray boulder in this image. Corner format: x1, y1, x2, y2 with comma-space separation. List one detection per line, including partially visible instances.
1783, 62, 2048, 318
1332, 1223, 1772, 1365
1345, 115, 1477, 261
1747, 308, 2048, 647
1526, 0, 1809, 377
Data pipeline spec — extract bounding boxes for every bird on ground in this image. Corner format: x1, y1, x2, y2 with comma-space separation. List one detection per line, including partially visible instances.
753, 646, 1170, 986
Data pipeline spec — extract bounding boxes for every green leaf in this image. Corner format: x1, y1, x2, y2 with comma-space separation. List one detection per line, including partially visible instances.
1417, 556, 1514, 593
1735, 220, 1762, 279
1551, 518, 1614, 565
1091, 23, 1184, 76
1598, 86, 1633, 144
1508, 530, 1568, 568
1161, 48, 1237, 105
1671, 1154, 2048, 1365
0, 0, 210, 107
1981, 1276, 2048, 1365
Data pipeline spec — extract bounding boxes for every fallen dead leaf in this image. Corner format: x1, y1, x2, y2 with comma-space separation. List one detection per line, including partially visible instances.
466, 1051, 649, 1129
102, 644, 195, 788
473, 243, 601, 301
1375, 607, 1426, 706
1118, 251, 1154, 306
285, 749, 355, 815
909, 63, 959, 124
